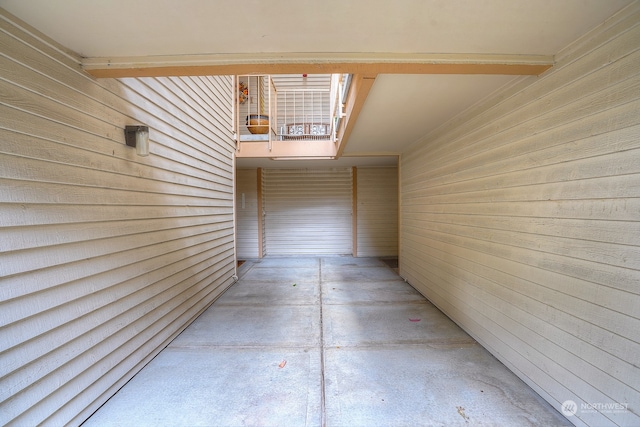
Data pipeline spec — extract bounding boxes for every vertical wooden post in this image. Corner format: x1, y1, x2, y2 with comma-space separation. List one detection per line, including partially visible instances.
352, 166, 358, 257
257, 167, 264, 258
396, 160, 401, 272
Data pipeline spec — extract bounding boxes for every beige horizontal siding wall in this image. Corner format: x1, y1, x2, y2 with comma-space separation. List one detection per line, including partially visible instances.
236, 168, 260, 258
400, 5, 640, 427
0, 10, 236, 427
356, 166, 398, 257
263, 168, 352, 255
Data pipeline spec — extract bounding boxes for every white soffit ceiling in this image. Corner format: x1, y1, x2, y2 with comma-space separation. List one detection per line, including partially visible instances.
236, 155, 399, 170
343, 74, 522, 155
0, 0, 633, 58
1, 0, 634, 166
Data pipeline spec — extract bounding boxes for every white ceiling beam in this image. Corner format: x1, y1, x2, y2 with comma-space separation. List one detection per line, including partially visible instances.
335, 74, 376, 158
83, 53, 553, 78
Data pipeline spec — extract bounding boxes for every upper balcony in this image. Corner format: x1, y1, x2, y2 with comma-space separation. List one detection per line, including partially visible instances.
235, 74, 351, 160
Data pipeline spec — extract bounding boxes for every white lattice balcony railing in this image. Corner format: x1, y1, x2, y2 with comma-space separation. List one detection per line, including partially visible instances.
236, 73, 350, 158
276, 87, 332, 141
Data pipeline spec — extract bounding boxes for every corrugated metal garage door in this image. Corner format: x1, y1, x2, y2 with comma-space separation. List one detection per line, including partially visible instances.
263, 168, 352, 255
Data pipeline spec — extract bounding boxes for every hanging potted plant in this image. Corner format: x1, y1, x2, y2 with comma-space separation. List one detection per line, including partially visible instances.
246, 114, 269, 134
246, 76, 269, 134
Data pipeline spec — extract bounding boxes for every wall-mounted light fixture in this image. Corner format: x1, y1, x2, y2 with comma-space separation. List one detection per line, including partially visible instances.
125, 125, 150, 156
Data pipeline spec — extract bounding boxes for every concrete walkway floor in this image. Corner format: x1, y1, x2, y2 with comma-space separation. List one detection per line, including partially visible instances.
83, 256, 570, 427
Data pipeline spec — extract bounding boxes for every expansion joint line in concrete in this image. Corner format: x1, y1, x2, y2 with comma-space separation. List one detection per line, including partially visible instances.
318, 259, 327, 427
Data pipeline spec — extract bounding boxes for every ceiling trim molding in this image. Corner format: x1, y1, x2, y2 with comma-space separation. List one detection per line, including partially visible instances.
82, 53, 553, 78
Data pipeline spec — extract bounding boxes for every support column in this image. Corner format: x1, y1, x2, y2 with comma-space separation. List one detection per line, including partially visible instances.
257, 167, 264, 258
352, 166, 357, 257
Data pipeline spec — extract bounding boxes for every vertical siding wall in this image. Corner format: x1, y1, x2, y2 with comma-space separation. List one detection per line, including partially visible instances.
236, 169, 260, 258
400, 7, 640, 427
0, 11, 236, 427
356, 166, 398, 257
